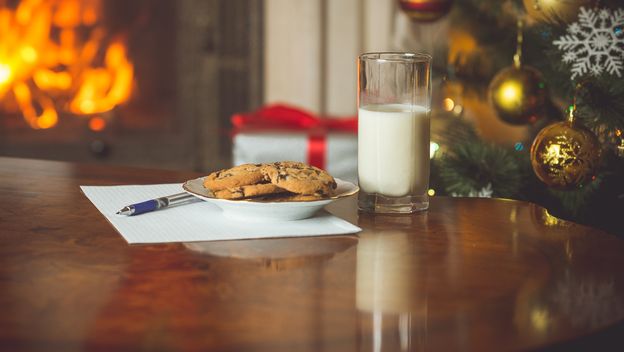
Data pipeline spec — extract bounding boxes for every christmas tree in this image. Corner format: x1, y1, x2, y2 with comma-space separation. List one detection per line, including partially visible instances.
404, 0, 624, 236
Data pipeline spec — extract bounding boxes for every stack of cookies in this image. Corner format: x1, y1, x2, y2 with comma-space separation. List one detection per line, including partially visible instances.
203, 161, 337, 201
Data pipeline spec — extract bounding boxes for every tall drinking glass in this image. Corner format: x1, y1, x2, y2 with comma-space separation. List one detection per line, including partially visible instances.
357, 52, 432, 213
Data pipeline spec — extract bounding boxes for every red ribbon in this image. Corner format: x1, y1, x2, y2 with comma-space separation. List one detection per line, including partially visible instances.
231, 104, 357, 170
307, 133, 326, 170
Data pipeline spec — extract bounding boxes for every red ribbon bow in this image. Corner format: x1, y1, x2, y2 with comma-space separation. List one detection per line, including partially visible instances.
231, 104, 357, 170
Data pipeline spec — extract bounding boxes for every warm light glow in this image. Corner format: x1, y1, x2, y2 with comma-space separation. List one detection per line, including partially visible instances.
80, 100, 96, 114
430, 142, 440, 159
0, 64, 12, 85
0, 0, 134, 129
442, 97, 455, 111
20, 46, 38, 63
496, 81, 522, 110
33, 69, 72, 91
89, 116, 106, 132
448, 30, 478, 67
59, 29, 77, 65
36, 109, 58, 129
13, 81, 58, 129
452, 104, 463, 116
542, 209, 565, 227
502, 85, 518, 99
530, 308, 550, 333
70, 42, 134, 115
53, 0, 81, 27
544, 144, 562, 165
427, 189, 435, 196
83, 8, 98, 25
509, 207, 517, 223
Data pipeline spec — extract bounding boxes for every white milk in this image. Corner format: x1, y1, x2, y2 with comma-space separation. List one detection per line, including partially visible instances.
358, 104, 430, 197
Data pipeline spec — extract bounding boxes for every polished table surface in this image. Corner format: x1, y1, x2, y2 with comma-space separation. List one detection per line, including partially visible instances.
1, 157, 624, 351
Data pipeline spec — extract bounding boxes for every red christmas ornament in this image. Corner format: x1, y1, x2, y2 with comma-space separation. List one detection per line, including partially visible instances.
398, 0, 453, 22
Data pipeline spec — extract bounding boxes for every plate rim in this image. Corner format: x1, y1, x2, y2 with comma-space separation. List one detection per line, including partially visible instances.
182, 177, 359, 205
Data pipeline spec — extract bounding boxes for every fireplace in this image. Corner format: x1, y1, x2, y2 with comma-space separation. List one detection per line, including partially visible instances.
0, 0, 263, 172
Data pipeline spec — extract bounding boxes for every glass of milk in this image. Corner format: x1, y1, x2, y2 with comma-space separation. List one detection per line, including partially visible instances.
357, 52, 432, 213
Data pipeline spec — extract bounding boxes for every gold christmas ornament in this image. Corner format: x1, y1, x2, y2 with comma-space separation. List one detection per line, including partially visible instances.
489, 65, 548, 125
489, 18, 548, 125
530, 117, 601, 190
398, 0, 453, 22
523, 0, 595, 24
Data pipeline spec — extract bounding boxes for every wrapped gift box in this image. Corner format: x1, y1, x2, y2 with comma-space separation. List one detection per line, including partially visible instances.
232, 105, 358, 183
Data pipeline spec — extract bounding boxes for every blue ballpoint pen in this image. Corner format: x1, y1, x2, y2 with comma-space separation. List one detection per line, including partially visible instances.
116, 192, 198, 216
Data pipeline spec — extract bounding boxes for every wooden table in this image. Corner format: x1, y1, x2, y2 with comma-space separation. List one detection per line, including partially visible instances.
1, 157, 624, 351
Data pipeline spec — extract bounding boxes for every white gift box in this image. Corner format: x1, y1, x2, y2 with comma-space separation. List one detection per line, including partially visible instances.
233, 131, 358, 183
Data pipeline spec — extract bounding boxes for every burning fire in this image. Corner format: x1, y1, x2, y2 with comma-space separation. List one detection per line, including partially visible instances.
0, 0, 133, 129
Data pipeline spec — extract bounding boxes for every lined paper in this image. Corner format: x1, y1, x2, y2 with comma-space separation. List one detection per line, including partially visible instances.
81, 184, 361, 244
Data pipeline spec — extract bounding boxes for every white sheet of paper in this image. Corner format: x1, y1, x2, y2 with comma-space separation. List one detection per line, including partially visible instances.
80, 184, 361, 244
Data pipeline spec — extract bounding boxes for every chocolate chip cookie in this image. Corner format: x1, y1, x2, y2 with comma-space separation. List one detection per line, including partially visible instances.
213, 183, 287, 200
253, 192, 325, 202
204, 163, 267, 191
261, 161, 337, 196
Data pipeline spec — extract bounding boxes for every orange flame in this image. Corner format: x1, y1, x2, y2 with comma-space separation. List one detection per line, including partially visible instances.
0, 0, 133, 129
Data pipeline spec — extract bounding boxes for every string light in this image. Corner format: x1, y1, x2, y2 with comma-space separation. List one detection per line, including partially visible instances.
443, 98, 455, 111
452, 104, 463, 116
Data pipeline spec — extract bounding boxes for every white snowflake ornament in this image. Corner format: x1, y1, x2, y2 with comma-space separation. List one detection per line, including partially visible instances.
553, 7, 624, 80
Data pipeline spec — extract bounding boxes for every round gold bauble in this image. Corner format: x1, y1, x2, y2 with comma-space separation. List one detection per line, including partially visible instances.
530, 120, 601, 189
398, 0, 453, 22
488, 65, 548, 125
523, 0, 595, 24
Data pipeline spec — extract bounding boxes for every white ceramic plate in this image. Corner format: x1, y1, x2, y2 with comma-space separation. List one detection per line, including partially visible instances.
182, 177, 359, 222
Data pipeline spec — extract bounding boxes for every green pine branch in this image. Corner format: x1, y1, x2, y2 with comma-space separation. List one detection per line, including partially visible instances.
436, 119, 528, 198
434, 1, 624, 235
576, 79, 624, 134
